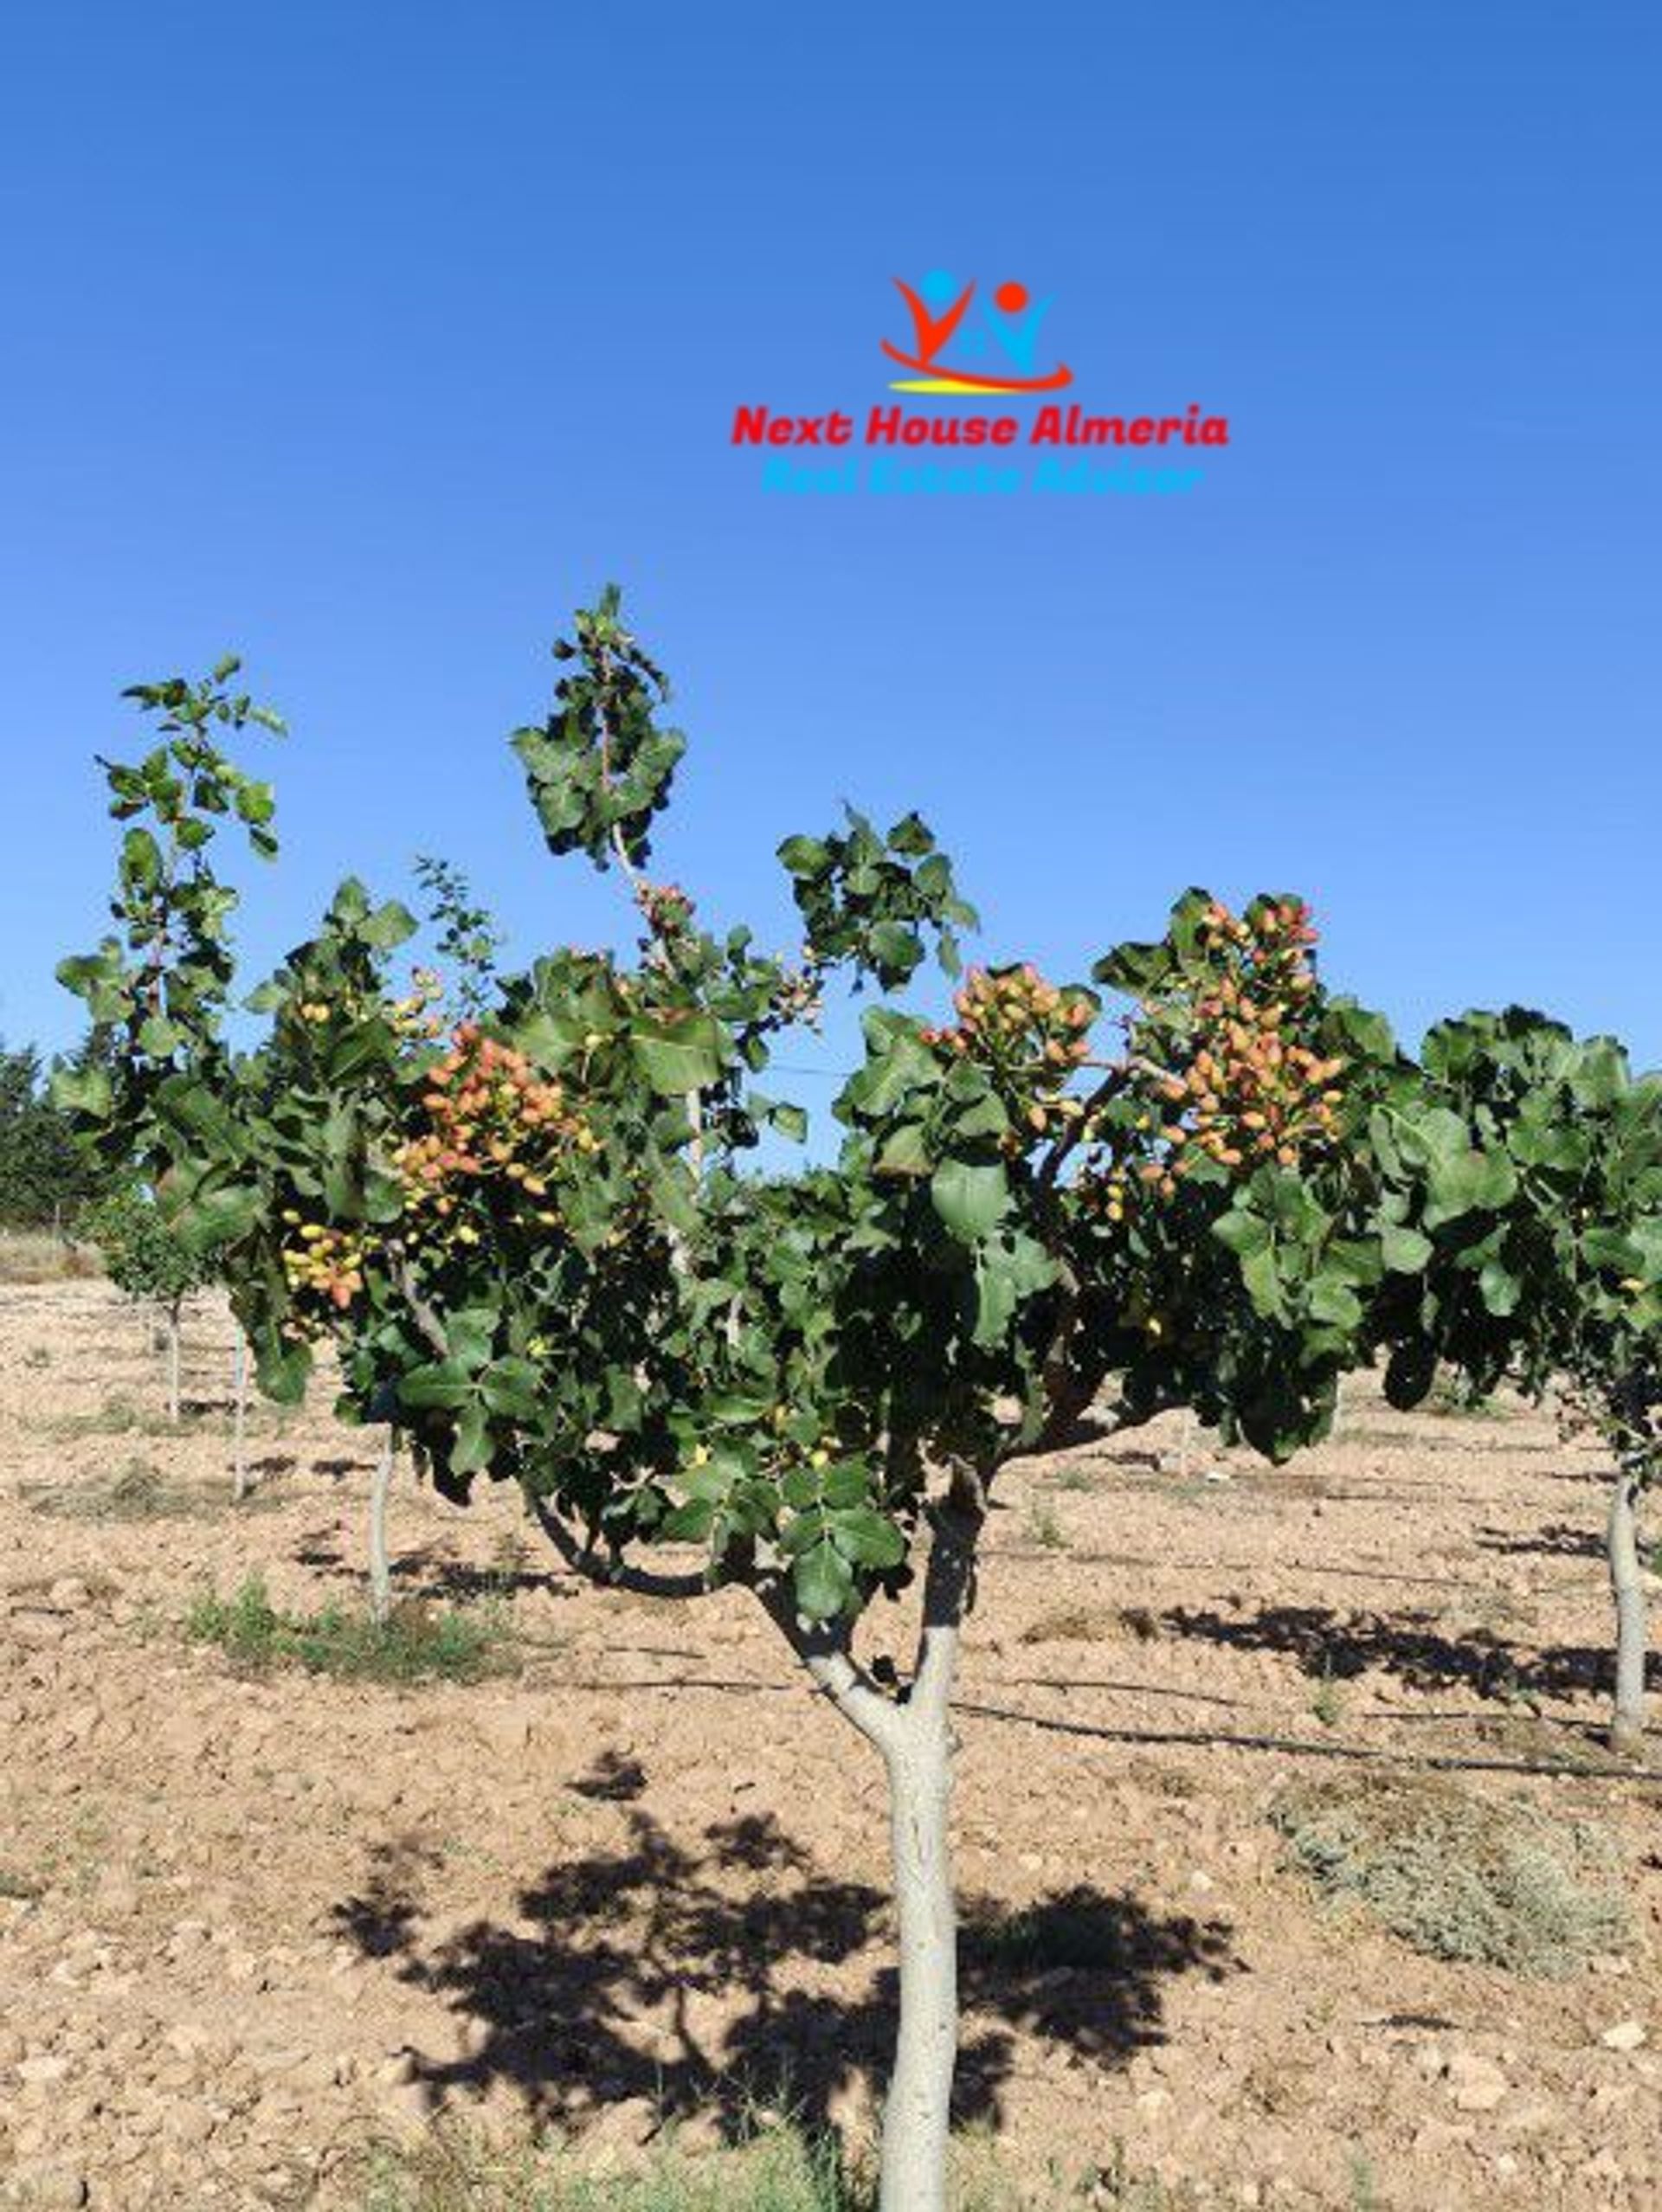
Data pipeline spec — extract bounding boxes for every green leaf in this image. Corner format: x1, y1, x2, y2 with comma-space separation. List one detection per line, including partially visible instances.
631, 1014, 726, 1095
480, 1356, 542, 1419
176, 1182, 262, 1253
1212, 1207, 1271, 1258
777, 834, 829, 878
1307, 1275, 1362, 1329
868, 921, 924, 983
362, 899, 418, 950
254, 1334, 312, 1405
137, 1015, 183, 1057
828, 1506, 906, 1570
1381, 1224, 1433, 1273
50, 1064, 113, 1120
399, 1360, 475, 1411
660, 1498, 717, 1542
444, 1308, 499, 1366
1478, 1259, 1522, 1316
793, 1538, 855, 1623
1570, 1037, 1629, 1107
875, 1122, 933, 1179
120, 826, 163, 890
1426, 1148, 1517, 1225
1240, 1244, 1285, 1319
821, 1461, 871, 1508
930, 1159, 1009, 1243
452, 1402, 493, 1474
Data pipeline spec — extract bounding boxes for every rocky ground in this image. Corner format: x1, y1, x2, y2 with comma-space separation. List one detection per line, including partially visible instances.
2, 1278, 1659, 2210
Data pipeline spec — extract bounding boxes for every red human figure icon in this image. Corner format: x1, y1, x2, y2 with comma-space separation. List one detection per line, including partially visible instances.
891, 274, 975, 369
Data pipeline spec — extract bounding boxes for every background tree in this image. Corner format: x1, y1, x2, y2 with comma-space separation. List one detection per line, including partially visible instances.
84, 1185, 215, 1422
1370, 1011, 1662, 1752
0, 1038, 110, 1230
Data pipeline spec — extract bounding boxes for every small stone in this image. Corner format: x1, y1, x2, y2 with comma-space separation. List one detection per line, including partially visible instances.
5, 2164, 87, 2209
17, 2054, 70, 2087
1446, 2051, 1509, 2112
1601, 2019, 1647, 2052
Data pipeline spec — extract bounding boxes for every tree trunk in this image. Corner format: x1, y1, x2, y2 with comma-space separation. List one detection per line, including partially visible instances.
165, 1303, 182, 1426
876, 1685, 960, 2211
230, 1329, 250, 1501
772, 1489, 978, 2212
1607, 1466, 1647, 1758
368, 1434, 395, 1626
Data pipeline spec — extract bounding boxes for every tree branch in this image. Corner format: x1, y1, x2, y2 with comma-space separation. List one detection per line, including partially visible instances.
390, 1250, 448, 1360
530, 1490, 713, 1602
757, 1583, 904, 1755
907, 1471, 985, 1727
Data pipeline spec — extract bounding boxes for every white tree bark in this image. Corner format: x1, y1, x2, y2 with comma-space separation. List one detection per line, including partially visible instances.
368, 1433, 396, 1626
165, 1302, 182, 1427
875, 1661, 961, 2209
771, 1489, 977, 2212
1607, 1465, 1647, 1757
230, 1328, 251, 1501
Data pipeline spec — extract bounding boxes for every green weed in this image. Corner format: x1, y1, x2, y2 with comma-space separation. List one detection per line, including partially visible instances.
187, 1574, 511, 1686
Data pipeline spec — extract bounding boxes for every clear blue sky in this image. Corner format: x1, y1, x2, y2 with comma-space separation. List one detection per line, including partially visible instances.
3, 3, 1659, 1110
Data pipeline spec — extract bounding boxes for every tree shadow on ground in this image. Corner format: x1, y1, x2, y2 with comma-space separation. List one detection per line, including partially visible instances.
292, 1529, 574, 1606
1478, 1521, 1604, 1561
1161, 1602, 1643, 1701
331, 1768, 1235, 2140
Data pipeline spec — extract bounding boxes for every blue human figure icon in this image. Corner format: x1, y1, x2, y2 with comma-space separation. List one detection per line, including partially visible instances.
970, 280, 1052, 374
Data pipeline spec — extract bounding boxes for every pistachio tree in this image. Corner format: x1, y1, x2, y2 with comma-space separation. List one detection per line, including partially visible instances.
1369, 1011, 1662, 1752
61, 593, 1466, 2209
83, 1186, 213, 1422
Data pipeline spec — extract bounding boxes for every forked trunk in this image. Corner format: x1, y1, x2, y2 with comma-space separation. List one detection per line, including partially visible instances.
1607, 1465, 1647, 1758
877, 1691, 960, 2211
368, 1434, 396, 1626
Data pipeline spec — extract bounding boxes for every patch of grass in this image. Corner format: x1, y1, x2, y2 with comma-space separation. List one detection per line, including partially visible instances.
1347, 2149, 1382, 2212
1046, 1466, 1095, 1495
1427, 1374, 1504, 1419
1309, 1664, 1346, 1730
36, 1391, 246, 1440
1018, 1603, 1158, 1647
0, 1864, 45, 1902
361, 2123, 860, 2212
357, 2119, 1119, 2211
187, 1574, 512, 1685
1270, 1772, 1630, 1977
26, 1455, 215, 1522
1024, 1501, 1068, 1553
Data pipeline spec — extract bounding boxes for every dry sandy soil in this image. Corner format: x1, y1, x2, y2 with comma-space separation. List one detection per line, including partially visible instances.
2, 1279, 1660, 2211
